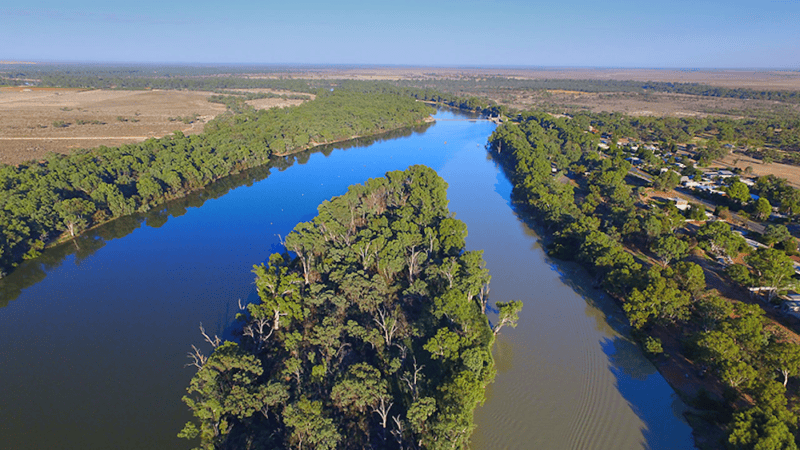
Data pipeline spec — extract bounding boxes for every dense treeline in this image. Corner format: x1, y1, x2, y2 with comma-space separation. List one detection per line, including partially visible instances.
574, 111, 800, 154
323, 80, 509, 118
180, 165, 521, 449
0, 64, 315, 92
19, 65, 800, 154
0, 124, 428, 308
343, 80, 800, 158
39, 74, 314, 92
390, 77, 800, 104
208, 91, 312, 114
0, 90, 433, 276
9, 64, 798, 105
489, 112, 800, 449
0, 65, 509, 118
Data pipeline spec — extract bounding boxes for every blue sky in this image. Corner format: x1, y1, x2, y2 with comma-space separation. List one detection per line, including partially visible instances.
2, 0, 799, 68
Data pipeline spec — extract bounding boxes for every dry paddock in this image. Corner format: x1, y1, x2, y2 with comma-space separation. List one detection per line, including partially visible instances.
0, 87, 306, 165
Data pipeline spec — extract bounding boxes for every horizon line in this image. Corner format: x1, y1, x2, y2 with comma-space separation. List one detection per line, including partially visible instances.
1, 60, 799, 72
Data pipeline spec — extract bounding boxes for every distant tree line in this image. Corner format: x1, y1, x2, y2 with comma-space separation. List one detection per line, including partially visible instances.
389, 77, 800, 104
5, 64, 800, 105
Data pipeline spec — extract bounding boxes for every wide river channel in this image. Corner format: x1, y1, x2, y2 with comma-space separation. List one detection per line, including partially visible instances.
0, 109, 695, 449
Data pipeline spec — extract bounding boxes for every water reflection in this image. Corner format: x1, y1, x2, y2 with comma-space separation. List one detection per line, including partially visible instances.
466, 141, 695, 450
603, 336, 693, 450
0, 123, 434, 309
0, 110, 694, 450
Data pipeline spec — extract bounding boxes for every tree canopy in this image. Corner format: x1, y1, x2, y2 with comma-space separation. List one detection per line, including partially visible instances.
181, 166, 519, 449
0, 90, 433, 276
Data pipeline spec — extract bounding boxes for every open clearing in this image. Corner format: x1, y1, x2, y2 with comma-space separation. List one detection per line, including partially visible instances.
0, 87, 228, 165
717, 151, 800, 188
0, 87, 313, 165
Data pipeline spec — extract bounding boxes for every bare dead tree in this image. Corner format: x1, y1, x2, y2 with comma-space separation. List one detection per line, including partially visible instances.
199, 323, 221, 348
441, 258, 458, 288
401, 357, 425, 401
373, 395, 393, 433
242, 316, 274, 352
406, 245, 425, 283
427, 232, 437, 254
478, 284, 490, 314
334, 342, 352, 368
391, 415, 405, 450
374, 306, 399, 347
186, 344, 207, 369
446, 427, 468, 450
394, 342, 408, 362
356, 240, 373, 270
270, 305, 288, 331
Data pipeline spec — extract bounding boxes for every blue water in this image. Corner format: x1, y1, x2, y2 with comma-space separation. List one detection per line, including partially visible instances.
0, 110, 695, 449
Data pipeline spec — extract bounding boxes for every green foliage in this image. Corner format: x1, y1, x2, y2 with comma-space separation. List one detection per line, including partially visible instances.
650, 235, 689, 267
685, 203, 708, 221
765, 343, 800, 388
283, 397, 342, 450
0, 90, 433, 275
672, 261, 706, 300
623, 269, 691, 330
697, 220, 749, 258
488, 106, 800, 450
644, 336, 664, 355
652, 170, 681, 191
727, 181, 752, 205
754, 198, 773, 221
54, 198, 96, 237
745, 248, 795, 300
182, 166, 503, 449
753, 175, 800, 215
763, 225, 792, 247
728, 406, 798, 450
180, 341, 274, 449
493, 300, 524, 335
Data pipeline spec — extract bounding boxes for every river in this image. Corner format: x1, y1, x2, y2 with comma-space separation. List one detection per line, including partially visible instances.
0, 109, 694, 449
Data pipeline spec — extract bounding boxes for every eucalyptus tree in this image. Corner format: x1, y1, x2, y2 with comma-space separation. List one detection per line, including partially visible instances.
181, 166, 519, 449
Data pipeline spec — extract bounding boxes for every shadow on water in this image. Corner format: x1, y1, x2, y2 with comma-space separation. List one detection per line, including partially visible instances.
486, 150, 694, 449
0, 121, 434, 309
601, 335, 694, 450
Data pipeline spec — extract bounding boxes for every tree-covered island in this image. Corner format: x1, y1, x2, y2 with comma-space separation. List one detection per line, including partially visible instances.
179, 165, 521, 450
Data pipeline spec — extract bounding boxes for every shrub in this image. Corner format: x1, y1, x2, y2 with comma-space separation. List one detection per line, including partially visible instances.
644, 336, 664, 355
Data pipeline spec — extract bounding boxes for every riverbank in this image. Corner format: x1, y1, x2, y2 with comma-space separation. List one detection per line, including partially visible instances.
485, 123, 724, 448
0, 91, 434, 277
34, 116, 437, 261
0, 108, 696, 449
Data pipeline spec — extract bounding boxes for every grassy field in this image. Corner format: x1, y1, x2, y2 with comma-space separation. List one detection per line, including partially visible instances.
0, 86, 308, 165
